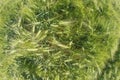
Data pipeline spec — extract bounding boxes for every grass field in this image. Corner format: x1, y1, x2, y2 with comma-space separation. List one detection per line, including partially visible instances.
0, 0, 120, 80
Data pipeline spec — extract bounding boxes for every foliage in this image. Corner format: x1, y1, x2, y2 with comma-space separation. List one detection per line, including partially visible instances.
0, 0, 120, 80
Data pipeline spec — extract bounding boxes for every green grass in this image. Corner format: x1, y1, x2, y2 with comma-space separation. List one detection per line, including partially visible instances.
0, 0, 120, 80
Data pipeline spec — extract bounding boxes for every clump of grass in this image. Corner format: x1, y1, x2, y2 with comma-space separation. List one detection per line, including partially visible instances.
0, 0, 120, 80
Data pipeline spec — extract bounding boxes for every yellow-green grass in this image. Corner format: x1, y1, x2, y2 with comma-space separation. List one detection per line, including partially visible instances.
0, 0, 120, 80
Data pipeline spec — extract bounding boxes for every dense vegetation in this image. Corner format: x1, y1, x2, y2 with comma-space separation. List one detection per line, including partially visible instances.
0, 0, 120, 80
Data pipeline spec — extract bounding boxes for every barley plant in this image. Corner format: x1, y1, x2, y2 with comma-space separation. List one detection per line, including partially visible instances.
0, 0, 120, 80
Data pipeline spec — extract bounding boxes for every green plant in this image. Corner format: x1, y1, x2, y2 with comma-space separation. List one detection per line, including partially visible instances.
0, 0, 120, 80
